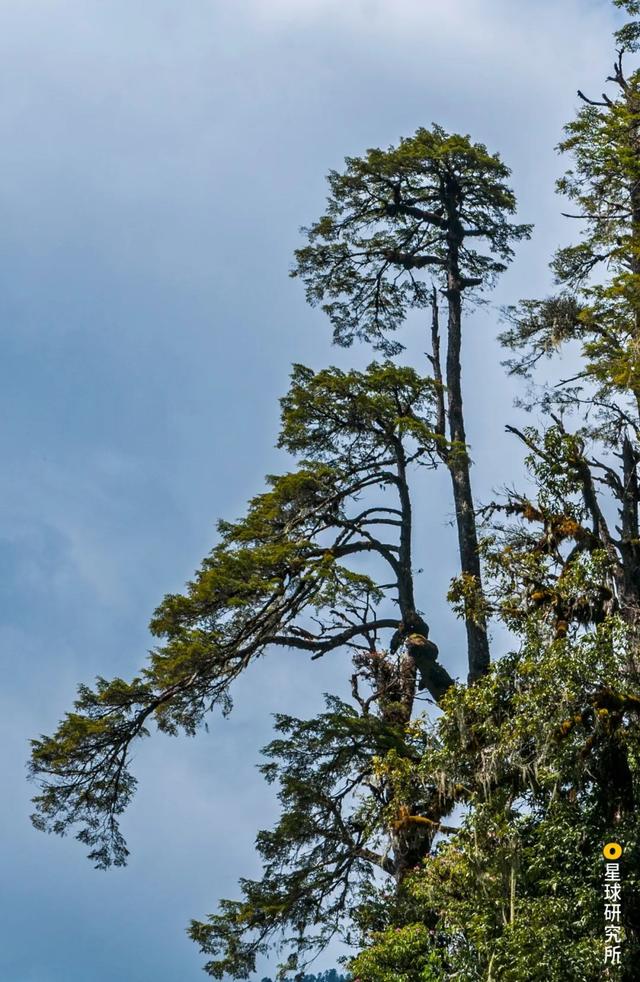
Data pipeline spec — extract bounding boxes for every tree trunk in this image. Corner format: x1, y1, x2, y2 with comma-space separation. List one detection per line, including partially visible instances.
446, 276, 491, 682
393, 437, 455, 701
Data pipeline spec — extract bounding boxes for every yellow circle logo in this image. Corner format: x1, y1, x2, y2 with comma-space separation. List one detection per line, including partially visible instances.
603, 842, 622, 860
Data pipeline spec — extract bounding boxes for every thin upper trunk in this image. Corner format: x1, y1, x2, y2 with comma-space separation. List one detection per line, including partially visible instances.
444, 204, 491, 682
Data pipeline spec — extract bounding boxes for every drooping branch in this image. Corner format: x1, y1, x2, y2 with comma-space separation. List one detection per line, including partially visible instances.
30, 360, 458, 867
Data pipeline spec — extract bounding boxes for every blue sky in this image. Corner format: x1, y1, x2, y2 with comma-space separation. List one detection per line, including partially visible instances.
0, 1, 620, 979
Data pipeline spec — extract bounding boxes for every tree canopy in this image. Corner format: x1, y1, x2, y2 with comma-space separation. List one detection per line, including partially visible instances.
293, 126, 531, 682
292, 124, 530, 355
30, 360, 454, 871
29, 2, 640, 980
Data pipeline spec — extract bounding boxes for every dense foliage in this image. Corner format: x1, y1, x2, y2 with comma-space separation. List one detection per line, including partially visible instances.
293, 124, 530, 680
260, 973, 347, 982
29, 2, 640, 979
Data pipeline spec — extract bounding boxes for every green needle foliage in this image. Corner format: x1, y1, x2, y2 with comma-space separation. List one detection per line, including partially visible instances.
189, 696, 434, 977
29, 4, 640, 980
351, 558, 640, 981
260, 973, 348, 982
498, 0, 640, 653
348, 5, 640, 980
292, 124, 530, 355
293, 125, 531, 684
30, 361, 454, 875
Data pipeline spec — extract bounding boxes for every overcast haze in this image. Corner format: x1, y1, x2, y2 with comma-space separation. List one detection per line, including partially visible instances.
0, 1, 620, 979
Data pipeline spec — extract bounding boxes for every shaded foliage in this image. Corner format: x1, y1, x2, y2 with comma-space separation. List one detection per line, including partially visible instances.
260, 972, 348, 982
349, 5, 640, 980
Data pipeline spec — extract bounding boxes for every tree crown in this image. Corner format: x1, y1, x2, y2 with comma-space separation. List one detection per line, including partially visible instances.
292, 124, 531, 354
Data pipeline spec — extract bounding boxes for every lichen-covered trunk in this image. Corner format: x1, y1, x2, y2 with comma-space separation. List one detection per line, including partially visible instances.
394, 439, 455, 702
446, 279, 490, 683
